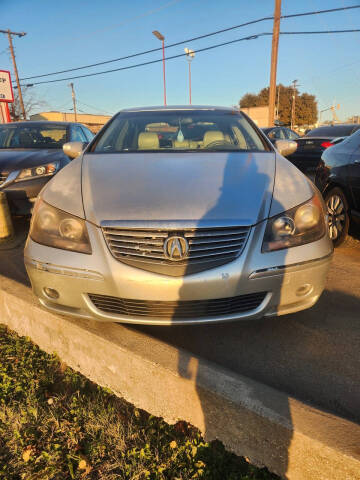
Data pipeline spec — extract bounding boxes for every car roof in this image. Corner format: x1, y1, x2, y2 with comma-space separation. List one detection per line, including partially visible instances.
314, 124, 359, 129
2, 121, 82, 127
119, 105, 237, 113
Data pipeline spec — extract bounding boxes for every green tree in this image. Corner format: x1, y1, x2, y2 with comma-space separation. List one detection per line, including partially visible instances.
239, 84, 318, 125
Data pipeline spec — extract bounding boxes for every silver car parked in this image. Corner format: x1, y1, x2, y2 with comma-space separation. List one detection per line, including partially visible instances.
24, 106, 333, 325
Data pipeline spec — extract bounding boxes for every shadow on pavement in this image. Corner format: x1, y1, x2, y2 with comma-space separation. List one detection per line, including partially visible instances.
135, 287, 360, 426
0, 218, 30, 287
167, 152, 292, 478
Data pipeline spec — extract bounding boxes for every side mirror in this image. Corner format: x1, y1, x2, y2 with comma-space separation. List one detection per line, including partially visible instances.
275, 139, 297, 157
63, 141, 88, 159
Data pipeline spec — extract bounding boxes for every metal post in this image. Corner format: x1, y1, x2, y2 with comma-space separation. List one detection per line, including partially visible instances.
268, 0, 281, 127
0, 191, 14, 241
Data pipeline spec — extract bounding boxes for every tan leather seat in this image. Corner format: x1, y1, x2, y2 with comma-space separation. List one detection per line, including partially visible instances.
138, 132, 159, 150
173, 139, 190, 148
203, 130, 225, 147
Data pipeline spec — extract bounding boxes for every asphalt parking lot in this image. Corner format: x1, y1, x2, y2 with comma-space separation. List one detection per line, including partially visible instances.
1, 221, 360, 424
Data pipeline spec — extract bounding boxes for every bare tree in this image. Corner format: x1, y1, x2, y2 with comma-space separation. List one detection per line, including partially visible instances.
10, 87, 49, 121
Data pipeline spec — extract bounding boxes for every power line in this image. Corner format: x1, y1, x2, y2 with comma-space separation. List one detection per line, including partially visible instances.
18, 19, 273, 81
281, 29, 360, 35
18, 4, 360, 81
20, 33, 269, 86
76, 99, 115, 116
19, 29, 360, 87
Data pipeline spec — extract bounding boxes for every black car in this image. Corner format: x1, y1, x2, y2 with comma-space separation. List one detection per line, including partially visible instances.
261, 126, 299, 143
315, 129, 360, 246
0, 121, 94, 215
287, 124, 360, 176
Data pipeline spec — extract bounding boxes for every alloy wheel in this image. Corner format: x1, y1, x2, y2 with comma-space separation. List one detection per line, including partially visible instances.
326, 194, 346, 240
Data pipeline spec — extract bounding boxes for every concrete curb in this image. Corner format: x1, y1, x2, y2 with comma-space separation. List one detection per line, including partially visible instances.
0, 275, 359, 480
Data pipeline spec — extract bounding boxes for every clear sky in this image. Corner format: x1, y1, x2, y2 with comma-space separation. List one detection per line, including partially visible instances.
1, 0, 359, 122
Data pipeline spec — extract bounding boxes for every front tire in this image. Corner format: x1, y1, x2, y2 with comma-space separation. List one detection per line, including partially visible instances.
325, 187, 350, 247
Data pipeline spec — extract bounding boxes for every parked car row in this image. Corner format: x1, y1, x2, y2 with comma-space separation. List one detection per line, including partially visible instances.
0, 106, 331, 326
1, 108, 358, 326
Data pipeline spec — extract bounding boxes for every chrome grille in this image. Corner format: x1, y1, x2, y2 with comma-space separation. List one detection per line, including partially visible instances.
0, 173, 7, 187
88, 292, 267, 320
102, 225, 251, 276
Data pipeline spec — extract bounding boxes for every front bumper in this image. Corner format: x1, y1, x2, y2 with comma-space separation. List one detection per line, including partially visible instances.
24, 220, 333, 325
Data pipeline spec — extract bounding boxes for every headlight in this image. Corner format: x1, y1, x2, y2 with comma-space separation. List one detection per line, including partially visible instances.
262, 194, 326, 252
30, 200, 91, 254
15, 162, 59, 182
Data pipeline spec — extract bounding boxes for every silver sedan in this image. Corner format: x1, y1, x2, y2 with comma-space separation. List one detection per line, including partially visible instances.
24, 106, 333, 325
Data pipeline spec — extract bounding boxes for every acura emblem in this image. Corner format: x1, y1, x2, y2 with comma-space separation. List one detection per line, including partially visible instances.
164, 236, 189, 261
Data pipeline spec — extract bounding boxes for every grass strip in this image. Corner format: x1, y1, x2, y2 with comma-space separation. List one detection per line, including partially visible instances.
0, 324, 278, 480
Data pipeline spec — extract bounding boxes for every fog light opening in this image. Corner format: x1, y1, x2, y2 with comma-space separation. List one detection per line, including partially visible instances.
296, 284, 313, 297
43, 287, 59, 300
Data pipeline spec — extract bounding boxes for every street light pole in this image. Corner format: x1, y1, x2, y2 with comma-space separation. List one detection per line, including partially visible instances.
152, 30, 167, 106
184, 48, 195, 105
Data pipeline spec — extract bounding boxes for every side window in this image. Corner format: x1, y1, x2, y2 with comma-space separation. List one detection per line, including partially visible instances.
269, 128, 284, 140
286, 129, 299, 140
81, 126, 95, 142
267, 129, 276, 140
71, 126, 87, 142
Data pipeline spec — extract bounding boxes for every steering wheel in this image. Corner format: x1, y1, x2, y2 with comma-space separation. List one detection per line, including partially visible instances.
204, 140, 234, 149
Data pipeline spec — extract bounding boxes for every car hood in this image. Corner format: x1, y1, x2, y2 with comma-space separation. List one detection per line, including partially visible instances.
82, 152, 276, 227
0, 149, 66, 174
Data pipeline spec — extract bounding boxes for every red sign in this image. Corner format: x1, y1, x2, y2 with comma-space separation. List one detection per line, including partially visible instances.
0, 70, 14, 103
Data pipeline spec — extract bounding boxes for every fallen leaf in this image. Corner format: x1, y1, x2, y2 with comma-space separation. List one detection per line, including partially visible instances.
22, 447, 32, 462
59, 361, 67, 373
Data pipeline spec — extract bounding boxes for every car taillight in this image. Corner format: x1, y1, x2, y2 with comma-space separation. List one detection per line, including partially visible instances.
321, 141, 334, 149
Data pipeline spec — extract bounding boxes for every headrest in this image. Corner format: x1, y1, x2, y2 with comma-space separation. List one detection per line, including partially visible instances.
138, 132, 159, 150
203, 130, 224, 147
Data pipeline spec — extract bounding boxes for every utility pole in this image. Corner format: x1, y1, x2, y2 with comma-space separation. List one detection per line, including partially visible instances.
68, 82, 77, 122
0, 29, 26, 119
268, 0, 281, 127
291, 79, 298, 130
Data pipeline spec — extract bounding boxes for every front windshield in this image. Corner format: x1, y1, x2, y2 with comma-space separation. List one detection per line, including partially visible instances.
93, 110, 268, 153
0, 124, 67, 149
